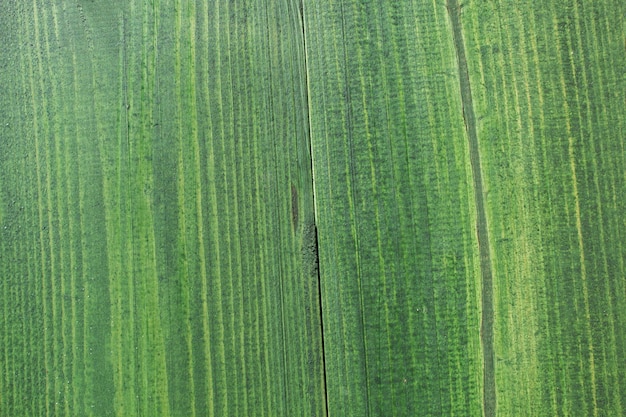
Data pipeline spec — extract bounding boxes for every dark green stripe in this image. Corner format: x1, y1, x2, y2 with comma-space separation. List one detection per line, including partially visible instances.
446, 2, 496, 416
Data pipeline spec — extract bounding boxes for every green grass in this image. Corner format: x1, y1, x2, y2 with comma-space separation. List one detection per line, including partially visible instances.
1, 1, 626, 416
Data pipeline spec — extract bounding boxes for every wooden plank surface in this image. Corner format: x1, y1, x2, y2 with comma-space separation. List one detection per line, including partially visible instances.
1, 1, 626, 416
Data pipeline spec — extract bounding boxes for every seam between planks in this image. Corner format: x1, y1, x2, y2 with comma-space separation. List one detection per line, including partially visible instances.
297, 1, 330, 416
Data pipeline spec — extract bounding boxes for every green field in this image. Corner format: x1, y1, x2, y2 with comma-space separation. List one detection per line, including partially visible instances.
1, 1, 625, 416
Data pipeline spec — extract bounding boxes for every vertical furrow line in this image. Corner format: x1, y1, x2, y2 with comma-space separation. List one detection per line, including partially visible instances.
5, 8, 17, 414
110, 14, 126, 417
553, 4, 597, 414
298, 1, 329, 415
39, 4, 63, 415
128, 1, 147, 415
346, 2, 376, 414
235, 2, 248, 412
0, 240, 5, 414
173, 1, 191, 414
260, 1, 290, 414
211, 2, 229, 413
536, 9, 572, 415
184, 1, 199, 415
585, 2, 624, 411
253, 28, 272, 414
570, 3, 606, 414
233, 12, 248, 410
198, 1, 217, 414
250, 6, 274, 412
337, 2, 370, 414
508, 9, 542, 412
226, 3, 248, 414
48, 3, 73, 415
2, 214, 10, 415
223, 2, 245, 415
246, 4, 264, 414
68, 14, 85, 416
522, 8, 557, 414
372, 3, 412, 412
121, 10, 138, 414
424, 4, 448, 413
15, 1, 41, 415
29, 0, 53, 414
220, 1, 240, 412
147, 2, 171, 414
0, 236, 5, 413
445, 2, 496, 416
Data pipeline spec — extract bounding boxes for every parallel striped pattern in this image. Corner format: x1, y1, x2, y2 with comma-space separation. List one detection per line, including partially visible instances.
461, 1, 626, 415
0, 1, 324, 416
304, 1, 483, 416
305, 0, 626, 416
3, 1, 626, 416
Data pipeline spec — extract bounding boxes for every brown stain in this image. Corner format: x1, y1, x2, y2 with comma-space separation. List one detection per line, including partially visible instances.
291, 183, 299, 230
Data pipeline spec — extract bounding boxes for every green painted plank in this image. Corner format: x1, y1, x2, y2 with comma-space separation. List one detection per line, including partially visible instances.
459, 1, 626, 416
305, 0, 626, 416
0, 1, 324, 416
304, 1, 483, 416
2, 1, 626, 417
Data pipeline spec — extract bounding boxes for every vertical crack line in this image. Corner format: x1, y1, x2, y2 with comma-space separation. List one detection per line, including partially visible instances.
445, 2, 496, 416
297, 1, 329, 416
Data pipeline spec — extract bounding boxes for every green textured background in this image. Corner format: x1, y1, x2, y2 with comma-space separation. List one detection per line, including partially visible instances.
1, 1, 625, 416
